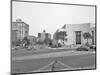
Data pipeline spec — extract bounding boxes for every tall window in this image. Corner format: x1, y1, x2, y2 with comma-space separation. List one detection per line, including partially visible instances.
92, 31, 94, 45
75, 31, 81, 44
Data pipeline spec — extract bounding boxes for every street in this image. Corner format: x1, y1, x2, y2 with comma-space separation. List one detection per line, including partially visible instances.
11, 49, 96, 73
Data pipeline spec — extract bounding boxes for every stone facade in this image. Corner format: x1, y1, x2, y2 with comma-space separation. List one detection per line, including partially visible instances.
38, 30, 51, 41
54, 23, 95, 47
11, 19, 29, 41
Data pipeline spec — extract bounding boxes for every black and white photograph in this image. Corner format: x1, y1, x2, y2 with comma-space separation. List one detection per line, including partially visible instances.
11, 0, 96, 74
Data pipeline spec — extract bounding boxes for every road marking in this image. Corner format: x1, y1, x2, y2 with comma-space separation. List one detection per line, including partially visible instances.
28, 60, 72, 72
26, 60, 95, 73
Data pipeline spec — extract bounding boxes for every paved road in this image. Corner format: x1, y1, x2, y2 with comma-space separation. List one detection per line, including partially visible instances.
11, 51, 96, 73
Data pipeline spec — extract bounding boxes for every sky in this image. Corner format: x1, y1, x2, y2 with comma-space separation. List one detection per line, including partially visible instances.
12, 1, 95, 37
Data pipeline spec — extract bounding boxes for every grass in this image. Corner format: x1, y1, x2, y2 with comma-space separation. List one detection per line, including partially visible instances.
12, 48, 73, 57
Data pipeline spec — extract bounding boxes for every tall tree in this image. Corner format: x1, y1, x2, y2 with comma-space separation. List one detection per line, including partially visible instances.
16, 39, 21, 46
55, 31, 67, 42
44, 38, 52, 45
83, 32, 92, 45
22, 37, 30, 48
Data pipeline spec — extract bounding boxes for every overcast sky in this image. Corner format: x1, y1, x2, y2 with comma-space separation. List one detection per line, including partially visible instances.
12, 1, 95, 37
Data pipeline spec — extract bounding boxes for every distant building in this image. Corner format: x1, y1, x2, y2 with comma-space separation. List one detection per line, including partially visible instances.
27, 35, 37, 45
11, 19, 29, 41
38, 30, 51, 41
54, 23, 96, 47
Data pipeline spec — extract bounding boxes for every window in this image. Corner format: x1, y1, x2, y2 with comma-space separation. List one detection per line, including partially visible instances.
25, 31, 28, 33
75, 31, 81, 44
92, 31, 94, 45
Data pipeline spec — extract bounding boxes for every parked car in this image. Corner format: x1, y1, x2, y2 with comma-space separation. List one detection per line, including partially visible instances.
89, 45, 96, 49
76, 45, 89, 51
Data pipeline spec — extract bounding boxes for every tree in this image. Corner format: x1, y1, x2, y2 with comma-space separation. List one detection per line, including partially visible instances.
15, 39, 21, 46
83, 32, 92, 45
44, 38, 52, 45
22, 37, 30, 48
55, 31, 67, 44
36, 41, 44, 45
